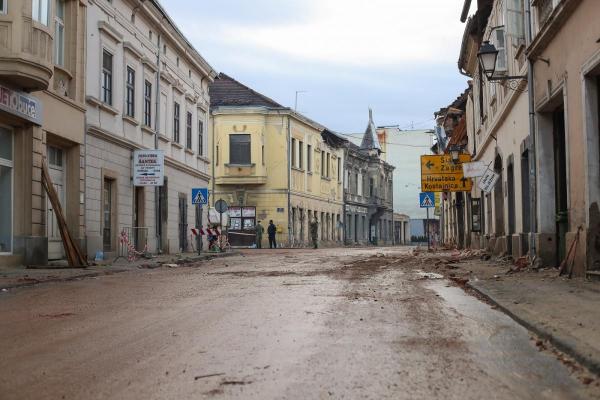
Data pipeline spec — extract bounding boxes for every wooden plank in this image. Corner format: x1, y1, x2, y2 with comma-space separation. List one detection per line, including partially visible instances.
41, 159, 88, 268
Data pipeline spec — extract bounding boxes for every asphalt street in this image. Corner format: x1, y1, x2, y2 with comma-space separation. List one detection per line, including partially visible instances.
1, 248, 598, 399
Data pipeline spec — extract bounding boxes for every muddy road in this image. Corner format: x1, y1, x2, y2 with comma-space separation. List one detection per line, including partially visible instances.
0, 248, 597, 399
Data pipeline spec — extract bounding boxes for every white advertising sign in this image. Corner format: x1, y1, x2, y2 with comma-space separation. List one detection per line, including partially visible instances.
133, 150, 164, 186
478, 168, 500, 193
462, 161, 487, 178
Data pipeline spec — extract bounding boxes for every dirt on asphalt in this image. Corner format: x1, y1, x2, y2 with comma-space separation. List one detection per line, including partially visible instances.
0, 247, 598, 400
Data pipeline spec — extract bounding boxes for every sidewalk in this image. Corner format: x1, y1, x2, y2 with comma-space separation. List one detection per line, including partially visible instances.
419, 250, 600, 376
0, 251, 237, 291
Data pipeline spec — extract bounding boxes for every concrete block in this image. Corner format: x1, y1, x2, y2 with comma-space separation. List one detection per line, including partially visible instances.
15, 236, 48, 266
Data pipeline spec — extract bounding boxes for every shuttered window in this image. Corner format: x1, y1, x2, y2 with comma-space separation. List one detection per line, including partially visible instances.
230, 134, 251, 165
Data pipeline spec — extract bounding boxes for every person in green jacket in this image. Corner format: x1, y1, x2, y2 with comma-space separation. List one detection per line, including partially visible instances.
255, 220, 264, 249
310, 217, 319, 249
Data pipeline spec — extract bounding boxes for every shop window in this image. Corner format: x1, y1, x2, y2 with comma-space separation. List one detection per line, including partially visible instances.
54, 0, 65, 66
103, 178, 114, 251
0, 128, 13, 254
102, 50, 113, 105
32, 0, 50, 26
229, 134, 251, 165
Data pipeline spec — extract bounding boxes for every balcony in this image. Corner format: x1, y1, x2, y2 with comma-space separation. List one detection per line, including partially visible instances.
0, 13, 54, 91
215, 163, 267, 185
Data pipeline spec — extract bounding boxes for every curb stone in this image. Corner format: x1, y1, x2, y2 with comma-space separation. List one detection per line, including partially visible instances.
467, 281, 600, 376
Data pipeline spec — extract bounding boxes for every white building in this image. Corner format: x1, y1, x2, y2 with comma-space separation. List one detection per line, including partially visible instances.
85, 0, 217, 257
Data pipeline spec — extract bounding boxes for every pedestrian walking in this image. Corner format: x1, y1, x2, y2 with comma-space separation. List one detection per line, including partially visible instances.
310, 217, 319, 249
255, 220, 264, 249
268, 220, 277, 249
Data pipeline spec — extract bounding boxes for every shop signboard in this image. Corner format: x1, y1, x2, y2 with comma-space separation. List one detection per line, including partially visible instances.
133, 150, 164, 186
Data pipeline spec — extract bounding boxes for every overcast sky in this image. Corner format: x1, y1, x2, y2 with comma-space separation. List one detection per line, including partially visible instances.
163, 0, 471, 133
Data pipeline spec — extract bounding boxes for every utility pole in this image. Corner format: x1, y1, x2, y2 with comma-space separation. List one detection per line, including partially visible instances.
294, 90, 307, 112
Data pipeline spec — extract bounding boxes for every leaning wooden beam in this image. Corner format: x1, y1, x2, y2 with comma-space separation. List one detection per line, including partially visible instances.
41, 159, 88, 268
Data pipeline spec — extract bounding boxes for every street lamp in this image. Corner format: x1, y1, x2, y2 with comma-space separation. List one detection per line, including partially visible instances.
477, 41, 499, 80
447, 145, 462, 163
477, 41, 527, 90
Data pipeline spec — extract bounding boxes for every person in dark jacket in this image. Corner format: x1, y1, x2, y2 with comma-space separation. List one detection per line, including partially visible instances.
268, 220, 277, 249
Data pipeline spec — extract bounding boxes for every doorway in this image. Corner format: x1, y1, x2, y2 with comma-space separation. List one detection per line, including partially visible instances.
133, 186, 145, 251
493, 154, 505, 237
178, 194, 188, 252
507, 158, 516, 255
47, 145, 65, 260
553, 108, 568, 263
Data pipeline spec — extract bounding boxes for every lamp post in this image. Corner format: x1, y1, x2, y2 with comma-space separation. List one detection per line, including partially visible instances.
477, 41, 527, 90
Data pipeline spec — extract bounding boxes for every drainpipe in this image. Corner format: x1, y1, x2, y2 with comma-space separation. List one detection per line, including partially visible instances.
342, 148, 347, 245
154, 33, 162, 253
287, 115, 292, 246
525, 0, 538, 263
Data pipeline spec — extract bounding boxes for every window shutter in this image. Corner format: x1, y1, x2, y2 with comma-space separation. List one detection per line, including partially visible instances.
505, 0, 525, 43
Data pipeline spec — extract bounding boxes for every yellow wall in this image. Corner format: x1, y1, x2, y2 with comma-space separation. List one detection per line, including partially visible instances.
210, 108, 344, 245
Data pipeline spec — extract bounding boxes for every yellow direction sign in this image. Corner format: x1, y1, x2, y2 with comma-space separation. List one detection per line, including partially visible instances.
421, 154, 473, 192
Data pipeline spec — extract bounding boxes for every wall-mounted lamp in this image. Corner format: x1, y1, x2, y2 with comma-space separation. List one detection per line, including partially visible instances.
477, 41, 527, 91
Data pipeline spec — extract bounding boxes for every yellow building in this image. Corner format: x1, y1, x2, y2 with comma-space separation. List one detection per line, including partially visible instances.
209, 74, 344, 247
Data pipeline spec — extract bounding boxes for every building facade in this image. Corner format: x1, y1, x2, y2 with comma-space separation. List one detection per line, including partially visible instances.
445, 0, 532, 260
343, 111, 395, 245
85, 0, 216, 257
0, 0, 87, 266
442, 0, 600, 277
209, 73, 344, 247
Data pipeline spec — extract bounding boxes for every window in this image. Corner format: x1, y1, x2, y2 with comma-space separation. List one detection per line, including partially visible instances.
261, 145, 264, 165
291, 138, 296, 167
143, 80, 152, 127
494, 28, 507, 72
32, 0, 49, 25
299, 141, 303, 169
326, 153, 330, 177
230, 134, 251, 164
505, 0, 525, 42
0, 0, 6, 14
186, 111, 192, 150
307, 145, 312, 172
198, 120, 204, 156
0, 128, 13, 254
536, 0, 554, 28
126, 67, 135, 118
216, 146, 219, 165
337, 157, 341, 181
101, 50, 113, 105
176, 57, 180, 67
54, 0, 65, 66
173, 102, 180, 143
321, 151, 325, 176
369, 178, 374, 197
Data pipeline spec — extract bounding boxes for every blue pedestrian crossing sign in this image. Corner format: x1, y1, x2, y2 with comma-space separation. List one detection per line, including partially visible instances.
192, 188, 209, 205
419, 192, 435, 208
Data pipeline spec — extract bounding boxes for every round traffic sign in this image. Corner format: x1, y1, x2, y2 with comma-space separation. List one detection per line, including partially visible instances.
215, 199, 229, 214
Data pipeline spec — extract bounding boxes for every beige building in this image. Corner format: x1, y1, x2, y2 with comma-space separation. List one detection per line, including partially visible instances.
444, 0, 600, 277
85, 0, 216, 257
209, 74, 344, 247
0, 0, 87, 266
446, 0, 532, 260
528, 0, 600, 277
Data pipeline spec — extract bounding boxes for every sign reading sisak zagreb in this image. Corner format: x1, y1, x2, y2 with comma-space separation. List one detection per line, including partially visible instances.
133, 150, 164, 186
421, 154, 473, 192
